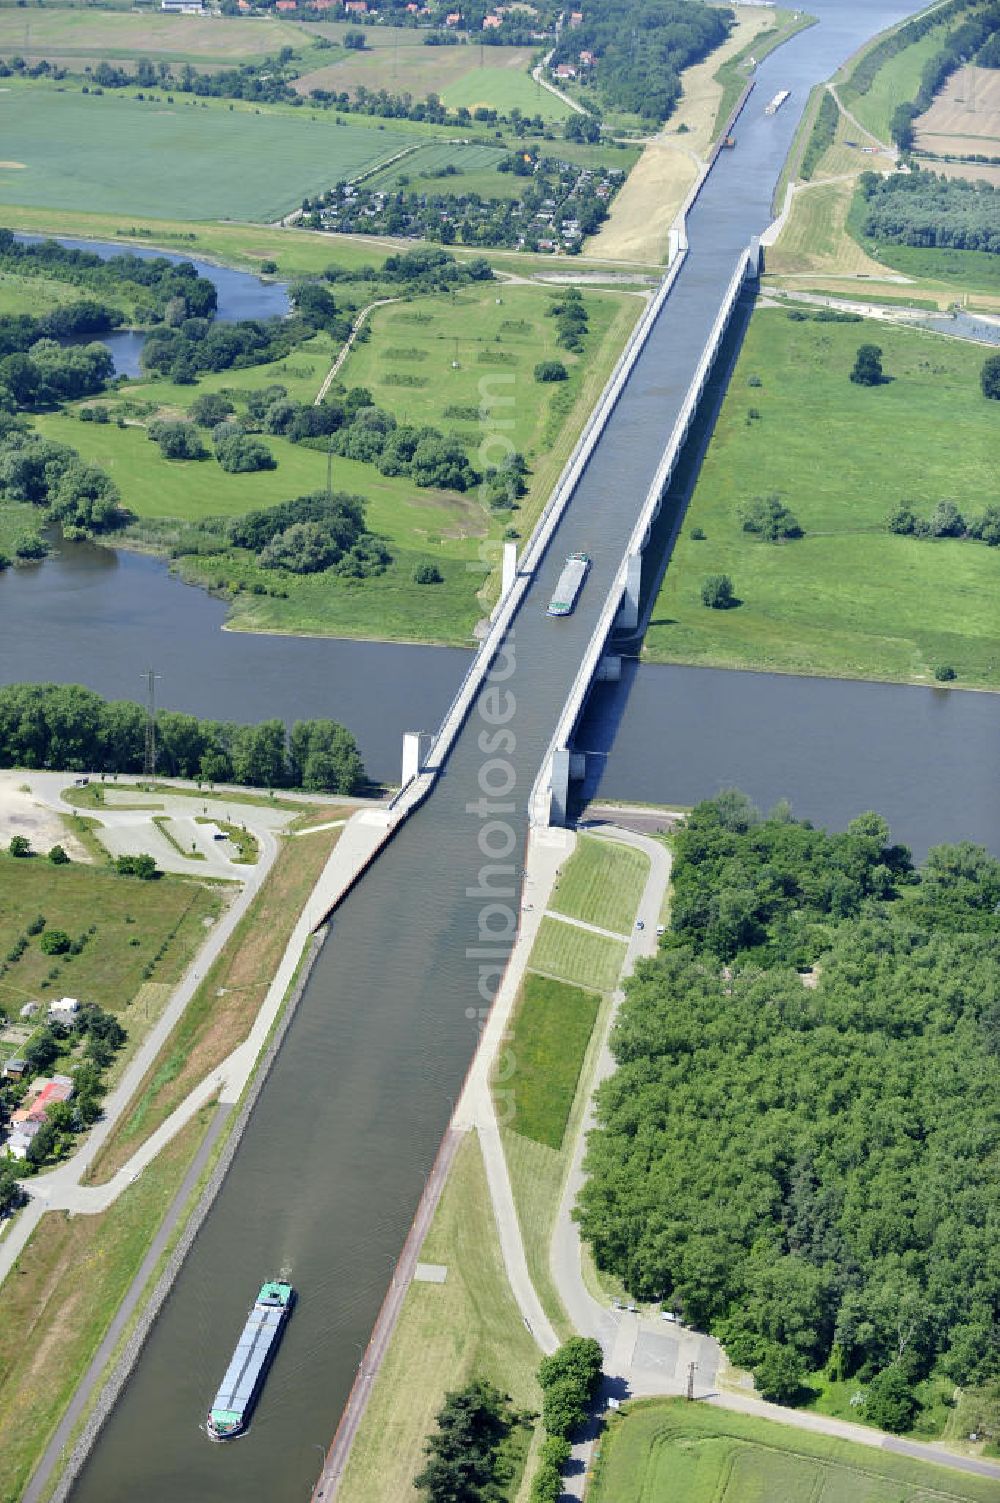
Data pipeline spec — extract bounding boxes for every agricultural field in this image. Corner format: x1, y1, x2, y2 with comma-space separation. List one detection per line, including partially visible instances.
0, 82, 417, 220
0, 850, 219, 1020
914, 64, 1000, 179
589, 1400, 999, 1503
645, 308, 1000, 687
0, 10, 309, 65
839, 16, 956, 145
295, 37, 567, 120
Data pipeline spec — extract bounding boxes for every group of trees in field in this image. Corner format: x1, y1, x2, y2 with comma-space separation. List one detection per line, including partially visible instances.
887, 497, 1000, 545
548, 0, 731, 122
855, 170, 1000, 255
0, 417, 123, 542
0, 683, 366, 792
577, 793, 1000, 1424
0, 338, 113, 412
415, 1381, 524, 1502
228, 491, 390, 579
547, 288, 590, 352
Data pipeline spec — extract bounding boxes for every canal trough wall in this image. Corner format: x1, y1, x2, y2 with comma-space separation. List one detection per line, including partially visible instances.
532, 238, 761, 826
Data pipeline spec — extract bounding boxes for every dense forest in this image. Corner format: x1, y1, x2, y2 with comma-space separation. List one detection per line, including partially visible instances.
855, 169, 1000, 254
0, 683, 365, 792
550, 0, 731, 122
577, 794, 1000, 1418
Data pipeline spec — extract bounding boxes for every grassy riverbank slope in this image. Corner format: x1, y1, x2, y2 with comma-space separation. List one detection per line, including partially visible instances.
645, 308, 1000, 688
589, 1399, 1000, 1503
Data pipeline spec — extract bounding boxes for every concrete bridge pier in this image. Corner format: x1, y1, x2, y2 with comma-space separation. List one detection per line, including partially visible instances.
615, 552, 642, 632
548, 747, 571, 827
401, 731, 421, 790
668, 220, 688, 267
501, 541, 517, 600
748, 235, 764, 276
596, 656, 621, 682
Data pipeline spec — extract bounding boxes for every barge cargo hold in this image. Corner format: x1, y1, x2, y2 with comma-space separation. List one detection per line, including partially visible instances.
207, 1280, 294, 1440
547, 552, 591, 617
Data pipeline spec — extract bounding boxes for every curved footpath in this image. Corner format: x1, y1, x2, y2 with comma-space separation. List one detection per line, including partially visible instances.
0, 782, 392, 1289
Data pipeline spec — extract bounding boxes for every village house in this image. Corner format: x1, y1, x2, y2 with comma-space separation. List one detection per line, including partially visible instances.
445, 10, 462, 23
554, 62, 577, 79
482, 13, 502, 26
48, 996, 80, 1027
7, 1120, 41, 1160
3, 1057, 26, 1081
579, 48, 596, 65
344, 0, 368, 12
11, 1075, 75, 1129
567, 9, 583, 24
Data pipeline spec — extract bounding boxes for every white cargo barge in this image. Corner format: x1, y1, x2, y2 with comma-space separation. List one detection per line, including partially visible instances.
546, 552, 591, 617
765, 89, 791, 115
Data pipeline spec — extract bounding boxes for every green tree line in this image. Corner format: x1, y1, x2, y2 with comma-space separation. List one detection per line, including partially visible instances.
577, 794, 1000, 1421
0, 683, 365, 792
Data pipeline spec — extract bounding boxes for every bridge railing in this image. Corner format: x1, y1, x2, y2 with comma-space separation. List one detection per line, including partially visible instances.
529, 243, 755, 825
389, 243, 693, 808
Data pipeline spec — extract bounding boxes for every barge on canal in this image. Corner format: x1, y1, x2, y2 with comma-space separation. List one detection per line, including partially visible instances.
207, 1279, 294, 1440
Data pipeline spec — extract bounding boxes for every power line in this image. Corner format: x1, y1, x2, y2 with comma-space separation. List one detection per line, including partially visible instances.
141, 667, 161, 781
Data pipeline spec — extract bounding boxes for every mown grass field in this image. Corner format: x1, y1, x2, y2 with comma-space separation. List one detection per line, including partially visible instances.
0, 1104, 217, 1503
504, 973, 598, 1150
0, 10, 308, 64
589, 1399, 999, 1503
549, 834, 648, 935
0, 851, 218, 1019
336, 1131, 540, 1503
646, 308, 1000, 688
529, 917, 625, 994
0, 82, 416, 220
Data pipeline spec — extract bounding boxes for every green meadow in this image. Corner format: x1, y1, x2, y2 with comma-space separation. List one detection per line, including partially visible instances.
589, 1400, 999, 1503
646, 309, 1000, 689
28, 280, 640, 643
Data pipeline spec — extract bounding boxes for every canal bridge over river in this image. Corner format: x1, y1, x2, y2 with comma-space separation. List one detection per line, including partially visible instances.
69, 4, 930, 1499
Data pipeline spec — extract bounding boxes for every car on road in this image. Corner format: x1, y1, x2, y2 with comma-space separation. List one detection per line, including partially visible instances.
661, 1310, 678, 1323
635, 919, 645, 931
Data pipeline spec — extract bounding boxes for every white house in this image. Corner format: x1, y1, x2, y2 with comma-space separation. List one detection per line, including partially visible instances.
48, 996, 80, 1025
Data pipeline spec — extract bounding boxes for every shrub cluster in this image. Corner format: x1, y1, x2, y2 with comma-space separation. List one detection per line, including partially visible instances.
887, 499, 1000, 544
